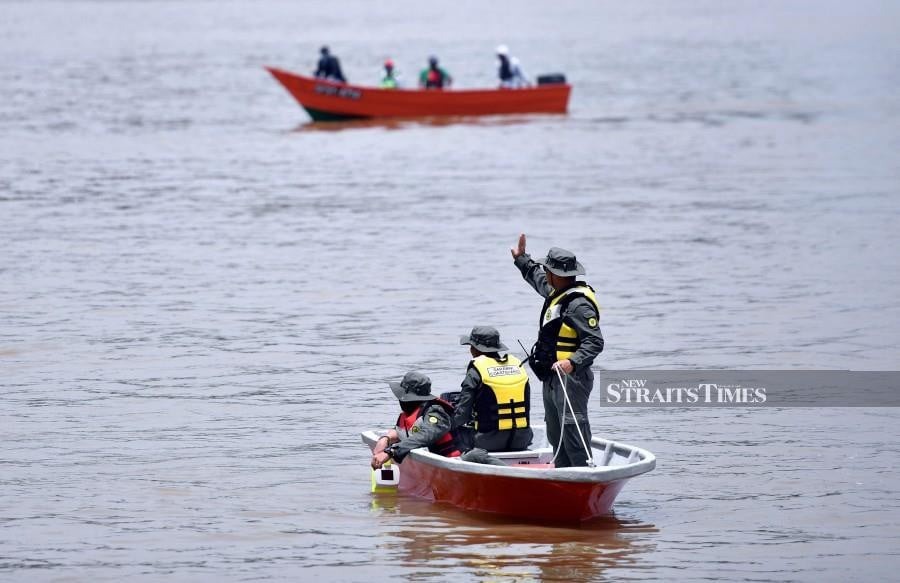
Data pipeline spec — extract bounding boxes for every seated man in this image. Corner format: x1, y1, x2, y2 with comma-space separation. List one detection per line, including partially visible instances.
314, 45, 346, 83
380, 59, 399, 89
418, 55, 452, 89
453, 326, 534, 452
371, 371, 503, 469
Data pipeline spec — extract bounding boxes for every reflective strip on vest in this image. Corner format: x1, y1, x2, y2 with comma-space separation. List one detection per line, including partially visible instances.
472, 355, 529, 431
541, 284, 600, 361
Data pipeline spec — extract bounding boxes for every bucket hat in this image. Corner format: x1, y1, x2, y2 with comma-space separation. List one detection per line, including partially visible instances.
535, 247, 585, 277
389, 371, 437, 402
459, 326, 509, 353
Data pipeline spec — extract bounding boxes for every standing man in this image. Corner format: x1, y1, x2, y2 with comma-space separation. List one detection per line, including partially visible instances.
496, 45, 529, 88
454, 326, 533, 452
510, 234, 604, 467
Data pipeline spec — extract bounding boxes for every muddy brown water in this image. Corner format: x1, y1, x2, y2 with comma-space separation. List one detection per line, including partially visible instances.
2, 1, 899, 580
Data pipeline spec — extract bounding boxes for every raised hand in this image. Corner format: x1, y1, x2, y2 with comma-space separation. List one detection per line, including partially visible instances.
510, 233, 527, 258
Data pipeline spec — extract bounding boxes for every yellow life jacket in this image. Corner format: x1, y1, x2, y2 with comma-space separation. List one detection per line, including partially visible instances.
535, 283, 601, 369
471, 355, 530, 432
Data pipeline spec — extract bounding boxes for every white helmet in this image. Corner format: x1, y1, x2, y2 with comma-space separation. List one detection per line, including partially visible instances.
496, 44, 509, 56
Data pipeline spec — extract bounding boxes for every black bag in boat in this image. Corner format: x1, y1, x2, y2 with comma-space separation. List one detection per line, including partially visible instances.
440, 391, 462, 408
537, 73, 567, 85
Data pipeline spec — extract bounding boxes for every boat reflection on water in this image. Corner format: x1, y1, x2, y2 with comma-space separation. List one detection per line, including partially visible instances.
371, 494, 657, 580
291, 114, 566, 133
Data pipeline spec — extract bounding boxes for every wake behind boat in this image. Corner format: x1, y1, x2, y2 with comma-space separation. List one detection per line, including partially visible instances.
362, 425, 655, 522
265, 67, 572, 122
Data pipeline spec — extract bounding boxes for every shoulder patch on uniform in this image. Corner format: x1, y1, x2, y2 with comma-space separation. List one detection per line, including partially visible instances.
588, 317, 598, 328
428, 416, 438, 424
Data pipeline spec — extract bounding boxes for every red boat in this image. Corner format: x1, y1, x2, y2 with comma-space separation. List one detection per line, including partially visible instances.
362, 426, 655, 522
265, 67, 572, 122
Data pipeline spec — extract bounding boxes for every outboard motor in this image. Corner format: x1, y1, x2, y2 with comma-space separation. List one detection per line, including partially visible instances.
536, 73, 567, 85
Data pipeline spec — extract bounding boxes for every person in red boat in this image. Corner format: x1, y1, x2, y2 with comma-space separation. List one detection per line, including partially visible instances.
511, 234, 604, 468
453, 326, 534, 452
496, 44, 530, 88
418, 55, 452, 89
314, 45, 346, 83
380, 59, 399, 89
371, 371, 503, 469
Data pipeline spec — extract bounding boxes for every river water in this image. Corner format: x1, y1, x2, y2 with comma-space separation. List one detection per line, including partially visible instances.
2, 1, 899, 581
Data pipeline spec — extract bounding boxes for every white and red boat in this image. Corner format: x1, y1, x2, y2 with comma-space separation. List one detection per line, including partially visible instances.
361, 426, 655, 522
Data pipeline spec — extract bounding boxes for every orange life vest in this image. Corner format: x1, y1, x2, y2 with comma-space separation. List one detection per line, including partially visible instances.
395, 399, 461, 457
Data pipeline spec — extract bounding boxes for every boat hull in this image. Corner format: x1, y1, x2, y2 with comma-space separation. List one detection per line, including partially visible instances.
363, 427, 655, 523
265, 67, 572, 121
399, 455, 628, 522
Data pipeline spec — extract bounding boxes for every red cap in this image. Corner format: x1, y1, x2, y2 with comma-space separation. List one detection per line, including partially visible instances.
384, 59, 394, 68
